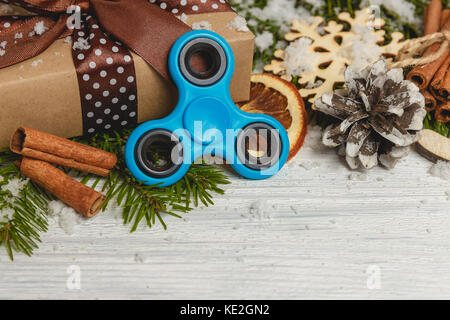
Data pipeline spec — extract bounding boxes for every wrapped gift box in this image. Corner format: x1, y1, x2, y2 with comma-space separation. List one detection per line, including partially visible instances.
0, 5, 254, 147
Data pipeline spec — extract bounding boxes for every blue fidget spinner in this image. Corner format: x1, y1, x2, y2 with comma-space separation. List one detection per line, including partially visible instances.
125, 30, 289, 187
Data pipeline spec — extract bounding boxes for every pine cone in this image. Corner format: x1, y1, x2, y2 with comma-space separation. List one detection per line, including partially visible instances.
314, 60, 426, 169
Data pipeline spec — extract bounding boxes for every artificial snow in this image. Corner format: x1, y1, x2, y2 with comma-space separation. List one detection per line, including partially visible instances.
275, 7, 393, 79
360, 0, 418, 24
191, 20, 212, 31
34, 21, 48, 35
305, 0, 326, 11
177, 13, 188, 24
0, 40, 6, 56
340, 24, 382, 73
348, 173, 368, 181
72, 37, 90, 51
276, 40, 288, 49
48, 200, 82, 235
254, 31, 273, 52
3, 178, 28, 198
429, 161, 450, 181
226, 15, 249, 32
302, 125, 327, 151
305, 79, 323, 89
247, 18, 257, 27
245, 0, 314, 34
0, 207, 15, 224
31, 59, 43, 67
252, 59, 264, 73
249, 200, 270, 220
298, 160, 321, 170
48, 200, 65, 217
283, 37, 316, 77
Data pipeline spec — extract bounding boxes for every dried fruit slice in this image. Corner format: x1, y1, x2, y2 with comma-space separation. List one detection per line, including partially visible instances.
237, 74, 308, 161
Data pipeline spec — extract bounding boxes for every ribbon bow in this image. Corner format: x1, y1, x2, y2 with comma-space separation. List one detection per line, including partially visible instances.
0, 0, 232, 79
0, 0, 232, 134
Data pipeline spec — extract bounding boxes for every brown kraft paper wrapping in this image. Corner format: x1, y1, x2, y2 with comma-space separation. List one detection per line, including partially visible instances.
0, 11, 255, 148
19, 157, 105, 218
10, 127, 117, 176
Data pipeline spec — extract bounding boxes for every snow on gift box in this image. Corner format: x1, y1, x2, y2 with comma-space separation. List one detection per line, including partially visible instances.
0, 1, 254, 147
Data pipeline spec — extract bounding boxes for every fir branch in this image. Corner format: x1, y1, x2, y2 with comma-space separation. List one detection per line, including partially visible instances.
74, 130, 230, 233
235, 0, 448, 136
0, 164, 50, 260
0, 128, 229, 260
2, 0, 443, 261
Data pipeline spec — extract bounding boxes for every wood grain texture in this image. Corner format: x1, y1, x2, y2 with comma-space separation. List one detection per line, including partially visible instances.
0, 136, 449, 299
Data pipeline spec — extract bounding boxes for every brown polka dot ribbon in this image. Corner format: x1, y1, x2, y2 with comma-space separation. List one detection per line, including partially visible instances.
73, 13, 138, 134
150, 0, 232, 15
0, 0, 233, 136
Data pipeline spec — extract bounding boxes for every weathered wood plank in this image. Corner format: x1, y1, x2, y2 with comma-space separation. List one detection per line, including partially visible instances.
0, 137, 449, 299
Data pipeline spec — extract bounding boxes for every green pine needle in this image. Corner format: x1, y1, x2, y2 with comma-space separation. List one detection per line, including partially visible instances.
424, 112, 450, 138
74, 130, 230, 233
0, 129, 229, 260
1, 0, 449, 262
0, 163, 50, 261
232, 0, 450, 137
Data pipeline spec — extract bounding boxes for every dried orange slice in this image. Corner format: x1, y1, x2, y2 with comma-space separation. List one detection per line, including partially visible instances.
237, 74, 307, 161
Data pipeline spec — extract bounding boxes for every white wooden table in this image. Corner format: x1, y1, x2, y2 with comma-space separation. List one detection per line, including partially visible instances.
1, 126, 449, 299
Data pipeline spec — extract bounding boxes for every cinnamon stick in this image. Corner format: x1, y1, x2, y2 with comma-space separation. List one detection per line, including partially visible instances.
435, 101, 450, 123
424, 0, 442, 35
406, 44, 449, 90
441, 11, 450, 30
18, 157, 105, 218
421, 90, 438, 111
440, 9, 450, 29
407, 2, 449, 90
430, 53, 450, 101
10, 127, 117, 177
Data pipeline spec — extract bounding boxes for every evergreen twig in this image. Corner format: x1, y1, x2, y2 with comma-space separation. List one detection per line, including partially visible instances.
1, 0, 448, 262
0, 162, 50, 261
231, 0, 450, 136
0, 128, 230, 260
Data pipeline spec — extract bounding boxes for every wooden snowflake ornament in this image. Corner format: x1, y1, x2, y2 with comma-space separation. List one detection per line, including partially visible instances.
264, 8, 406, 104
